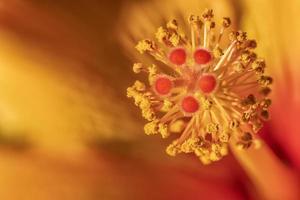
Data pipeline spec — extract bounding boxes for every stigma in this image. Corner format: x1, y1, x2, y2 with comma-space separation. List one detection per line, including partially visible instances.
128, 9, 272, 164
198, 74, 217, 94
194, 48, 212, 65
154, 76, 173, 96
181, 95, 200, 114
169, 48, 187, 65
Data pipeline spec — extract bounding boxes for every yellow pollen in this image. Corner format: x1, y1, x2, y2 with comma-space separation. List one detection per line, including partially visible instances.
132, 63, 144, 73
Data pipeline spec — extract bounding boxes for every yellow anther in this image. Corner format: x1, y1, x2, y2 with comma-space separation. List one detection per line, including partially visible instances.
199, 156, 211, 165
260, 98, 272, 108
148, 64, 158, 84
253, 121, 263, 132
213, 47, 224, 58
259, 87, 272, 96
206, 123, 219, 134
202, 98, 213, 110
241, 94, 256, 106
129, 94, 156, 121
188, 14, 196, 23
261, 110, 269, 120
237, 31, 247, 42
258, 76, 273, 86
252, 59, 266, 73
222, 17, 231, 28
155, 27, 168, 43
133, 80, 146, 91
245, 40, 257, 49
211, 144, 219, 152
180, 140, 194, 153
241, 132, 253, 141
208, 21, 216, 29
220, 145, 228, 156
142, 108, 155, 121
166, 142, 181, 156
219, 132, 230, 142
242, 112, 252, 122
209, 152, 221, 161
167, 19, 178, 30
188, 15, 203, 28
229, 119, 240, 129
181, 137, 201, 153
233, 62, 245, 73
133, 63, 144, 73
169, 33, 180, 46
135, 39, 157, 54
161, 100, 173, 112
240, 50, 257, 63
144, 120, 159, 135
229, 31, 238, 41
158, 123, 169, 138
126, 86, 136, 98
202, 8, 214, 20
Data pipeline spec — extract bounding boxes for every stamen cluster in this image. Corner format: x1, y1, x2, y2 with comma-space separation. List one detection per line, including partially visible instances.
127, 9, 272, 164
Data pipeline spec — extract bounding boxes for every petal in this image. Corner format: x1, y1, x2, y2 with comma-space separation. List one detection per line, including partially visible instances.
0, 147, 246, 200
241, 0, 300, 169
0, 0, 143, 151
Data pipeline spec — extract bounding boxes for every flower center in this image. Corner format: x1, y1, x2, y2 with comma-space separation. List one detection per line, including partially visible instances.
198, 74, 217, 93
154, 76, 173, 95
181, 96, 199, 113
194, 48, 212, 64
169, 48, 186, 65
129, 9, 273, 164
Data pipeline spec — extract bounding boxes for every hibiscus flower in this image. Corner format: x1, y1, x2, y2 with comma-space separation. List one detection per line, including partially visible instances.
0, 0, 298, 200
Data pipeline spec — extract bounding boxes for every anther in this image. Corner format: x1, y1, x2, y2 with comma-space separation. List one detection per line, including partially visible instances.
136, 39, 157, 54
258, 76, 273, 86
241, 94, 256, 106
252, 59, 266, 73
132, 63, 144, 73
167, 19, 178, 30
242, 132, 253, 141
222, 17, 231, 28
259, 87, 272, 96
202, 9, 214, 20
261, 110, 269, 120
261, 99, 272, 108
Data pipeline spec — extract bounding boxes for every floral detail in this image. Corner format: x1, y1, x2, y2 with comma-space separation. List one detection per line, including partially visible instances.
127, 9, 272, 164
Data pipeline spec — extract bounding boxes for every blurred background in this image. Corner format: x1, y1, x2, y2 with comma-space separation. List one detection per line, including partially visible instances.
0, 0, 299, 199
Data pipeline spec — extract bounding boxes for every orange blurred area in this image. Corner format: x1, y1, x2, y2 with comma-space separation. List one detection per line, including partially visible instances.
0, 0, 299, 199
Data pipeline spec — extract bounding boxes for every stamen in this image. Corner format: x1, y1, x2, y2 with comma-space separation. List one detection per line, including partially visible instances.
128, 8, 272, 164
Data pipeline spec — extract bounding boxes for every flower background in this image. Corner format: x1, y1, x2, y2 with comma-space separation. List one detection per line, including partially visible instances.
0, 0, 298, 199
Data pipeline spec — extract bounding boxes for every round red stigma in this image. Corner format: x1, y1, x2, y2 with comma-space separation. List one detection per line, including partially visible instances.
194, 48, 212, 65
169, 48, 187, 65
198, 74, 217, 94
181, 96, 199, 114
154, 76, 173, 95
